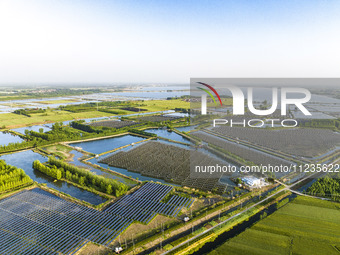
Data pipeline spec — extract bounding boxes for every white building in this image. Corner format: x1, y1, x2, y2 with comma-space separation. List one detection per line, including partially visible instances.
241, 176, 261, 187
115, 247, 123, 253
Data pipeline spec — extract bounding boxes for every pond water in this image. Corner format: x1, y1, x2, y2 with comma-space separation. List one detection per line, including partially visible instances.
68, 150, 132, 185
0, 132, 23, 146
12, 125, 51, 134
0, 150, 106, 205
144, 128, 191, 144
0, 97, 99, 113
69, 134, 146, 155
0, 87, 189, 114
138, 85, 188, 91
101, 90, 188, 99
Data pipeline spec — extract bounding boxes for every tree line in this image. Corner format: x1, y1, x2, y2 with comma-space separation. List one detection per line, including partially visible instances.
70, 121, 104, 134
33, 157, 128, 197
307, 174, 340, 201
13, 108, 46, 117
0, 160, 33, 193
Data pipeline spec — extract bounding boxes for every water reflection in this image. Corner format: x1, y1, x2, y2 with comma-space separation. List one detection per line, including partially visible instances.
0, 150, 106, 205
69, 135, 146, 155
0, 131, 23, 146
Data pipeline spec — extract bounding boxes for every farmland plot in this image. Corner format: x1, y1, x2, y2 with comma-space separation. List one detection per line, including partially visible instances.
208, 196, 340, 255
100, 141, 227, 193
212, 126, 340, 157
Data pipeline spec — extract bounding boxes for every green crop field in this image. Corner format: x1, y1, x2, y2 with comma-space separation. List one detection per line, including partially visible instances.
0, 99, 190, 128
208, 196, 340, 255
0, 110, 113, 128
140, 99, 190, 111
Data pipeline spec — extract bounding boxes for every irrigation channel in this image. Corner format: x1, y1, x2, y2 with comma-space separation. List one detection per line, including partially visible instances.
138, 186, 283, 255
69, 150, 129, 184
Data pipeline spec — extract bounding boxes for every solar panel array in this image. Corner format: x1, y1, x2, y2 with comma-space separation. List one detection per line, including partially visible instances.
0, 188, 131, 254
0, 183, 195, 254
166, 195, 195, 217
104, 182, 194, 223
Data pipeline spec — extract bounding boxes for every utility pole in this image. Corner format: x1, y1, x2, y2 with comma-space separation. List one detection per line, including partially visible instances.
131, 234, 135, 255
133, 239, 135, 254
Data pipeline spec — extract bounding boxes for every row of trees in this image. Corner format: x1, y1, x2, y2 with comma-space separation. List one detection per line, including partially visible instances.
0, 139, 42, 154
70, 121, 104, 134
174, 108, 190, 113
0, 160, 33, 192
13, 108, 46, 117
33, 157, 128, 197
299, 119, 340, 130
33, 160, 62, 180
59, 100, 144, 113
27, 123, 83, 142
0, 125, 78, 153
307, 175, 340, 201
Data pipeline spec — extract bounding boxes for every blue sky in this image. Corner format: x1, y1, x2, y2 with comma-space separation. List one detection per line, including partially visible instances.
0, 0, 339, 84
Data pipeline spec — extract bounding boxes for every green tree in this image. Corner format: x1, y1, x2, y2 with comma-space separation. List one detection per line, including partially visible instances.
106, 184, 112, 195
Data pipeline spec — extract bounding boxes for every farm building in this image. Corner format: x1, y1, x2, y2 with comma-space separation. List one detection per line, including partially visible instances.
241, 176, 261, 187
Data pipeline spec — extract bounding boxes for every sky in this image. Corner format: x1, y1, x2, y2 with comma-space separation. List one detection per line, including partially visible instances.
0, 0, 340, 84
